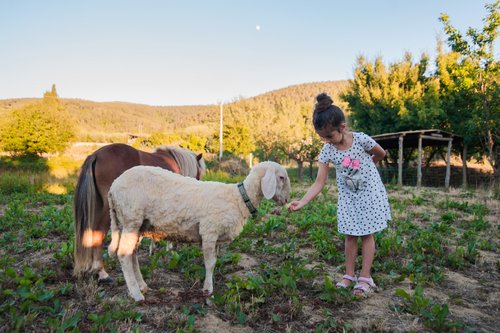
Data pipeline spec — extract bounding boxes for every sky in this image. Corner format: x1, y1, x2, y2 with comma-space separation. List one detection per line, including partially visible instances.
0, 1, 493, 106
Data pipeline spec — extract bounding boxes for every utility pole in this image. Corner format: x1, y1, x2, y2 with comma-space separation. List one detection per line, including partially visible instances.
219, 102, 223, 160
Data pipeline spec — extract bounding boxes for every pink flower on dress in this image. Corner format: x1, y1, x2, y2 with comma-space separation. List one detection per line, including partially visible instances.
351, 159, 360, 170
341, 156, 352, 167
341, 156, 360, 170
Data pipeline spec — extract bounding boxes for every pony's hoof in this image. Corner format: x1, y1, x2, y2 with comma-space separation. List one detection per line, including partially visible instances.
98, 276, 114, 285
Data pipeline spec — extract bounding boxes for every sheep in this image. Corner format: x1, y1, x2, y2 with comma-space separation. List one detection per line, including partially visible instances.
107, 161, 290, 301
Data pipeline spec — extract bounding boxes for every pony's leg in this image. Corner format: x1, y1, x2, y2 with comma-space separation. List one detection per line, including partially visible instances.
94, 201, 113, 283
201, 236, 218, 295
132, 252, 148, 292
117, 231, 144, 301
92, 246, 111, 282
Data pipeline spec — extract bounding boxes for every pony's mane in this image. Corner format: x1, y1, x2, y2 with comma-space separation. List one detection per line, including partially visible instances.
154, 146, 205, 177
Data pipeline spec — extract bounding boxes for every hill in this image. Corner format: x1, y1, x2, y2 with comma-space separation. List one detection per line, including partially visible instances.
0, 80, 350, 141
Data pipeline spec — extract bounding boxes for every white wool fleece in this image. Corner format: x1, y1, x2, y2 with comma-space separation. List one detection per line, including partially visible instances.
107, 161, 290, 301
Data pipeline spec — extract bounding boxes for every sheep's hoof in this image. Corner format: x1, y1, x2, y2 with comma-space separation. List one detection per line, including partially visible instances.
206, 297, 214, 307
139, 296, 161, 305
97, 276, 114, 285
132, 294, 146, 302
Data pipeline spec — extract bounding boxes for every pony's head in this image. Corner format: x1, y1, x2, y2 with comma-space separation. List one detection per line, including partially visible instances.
195, 153, 206, 180
155, 146, 206, 180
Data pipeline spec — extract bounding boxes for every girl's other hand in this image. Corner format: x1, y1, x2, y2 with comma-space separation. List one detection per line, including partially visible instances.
288, 201, 304, 212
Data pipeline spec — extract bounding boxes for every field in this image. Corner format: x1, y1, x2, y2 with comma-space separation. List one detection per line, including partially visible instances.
0, 169, 499, 332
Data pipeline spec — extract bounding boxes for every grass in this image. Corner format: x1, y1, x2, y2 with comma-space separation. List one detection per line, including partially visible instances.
0, 163, 499, 332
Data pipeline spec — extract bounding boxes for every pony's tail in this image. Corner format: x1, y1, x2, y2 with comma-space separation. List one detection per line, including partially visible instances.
107, 192, 121, 257
73, 154, 99, 276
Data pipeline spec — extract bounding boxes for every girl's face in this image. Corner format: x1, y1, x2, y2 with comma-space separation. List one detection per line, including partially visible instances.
316, 124, 346, 144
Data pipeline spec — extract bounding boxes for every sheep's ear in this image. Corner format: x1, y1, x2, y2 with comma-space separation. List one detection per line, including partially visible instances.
261, 169, 276, 199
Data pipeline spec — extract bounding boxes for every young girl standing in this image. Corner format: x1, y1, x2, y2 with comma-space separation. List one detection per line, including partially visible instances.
288, 93, 391, 296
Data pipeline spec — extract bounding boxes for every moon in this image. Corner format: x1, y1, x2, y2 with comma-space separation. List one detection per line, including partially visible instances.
256, 25, 260, 31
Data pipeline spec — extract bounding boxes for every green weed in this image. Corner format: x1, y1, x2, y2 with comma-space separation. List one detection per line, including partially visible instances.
395, 286, 462, 332
319, 276, 353, 305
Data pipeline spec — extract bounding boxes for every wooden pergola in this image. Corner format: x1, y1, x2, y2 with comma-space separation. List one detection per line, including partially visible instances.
372, 129, 465, 189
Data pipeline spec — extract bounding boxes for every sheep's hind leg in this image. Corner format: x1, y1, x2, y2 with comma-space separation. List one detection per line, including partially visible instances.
132, 251, 148, 292
117, 231, 144, 301
202, 237, 218, 295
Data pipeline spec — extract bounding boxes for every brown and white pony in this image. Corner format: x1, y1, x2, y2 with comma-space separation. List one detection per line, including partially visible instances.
73, 143, 205, 282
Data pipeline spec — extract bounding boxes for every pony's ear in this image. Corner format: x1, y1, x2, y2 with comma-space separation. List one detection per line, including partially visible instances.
196, 153, 203, 161
261, 168, 276, 199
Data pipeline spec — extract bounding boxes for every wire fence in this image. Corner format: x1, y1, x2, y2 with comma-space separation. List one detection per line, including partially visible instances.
377, 166, 493, 188
289, 164, 494, 189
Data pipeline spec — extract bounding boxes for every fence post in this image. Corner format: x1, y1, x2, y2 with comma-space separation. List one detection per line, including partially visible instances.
445, 139, 452, 190
398, 135, 404, 188
417, 134, 422, 188
462, 144, 467, 188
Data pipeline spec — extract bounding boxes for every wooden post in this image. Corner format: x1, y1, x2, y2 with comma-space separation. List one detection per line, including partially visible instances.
398, 135, 404, 188
445, 139, 452, 190
462, 144, 467, 188
417, 134, 422, 188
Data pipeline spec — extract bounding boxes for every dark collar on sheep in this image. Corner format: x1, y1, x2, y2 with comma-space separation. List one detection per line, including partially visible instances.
237, 183, 257, 216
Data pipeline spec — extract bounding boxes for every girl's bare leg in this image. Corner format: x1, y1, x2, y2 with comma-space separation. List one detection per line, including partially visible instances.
342, 235, 358, 285
360, 234, 375, 278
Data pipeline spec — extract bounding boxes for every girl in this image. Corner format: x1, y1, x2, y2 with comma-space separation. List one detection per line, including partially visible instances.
288, 93, 391, 296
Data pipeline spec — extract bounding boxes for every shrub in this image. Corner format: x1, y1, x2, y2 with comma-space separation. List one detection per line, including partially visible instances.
0, 154, 48, 172
0, 172, 35, 195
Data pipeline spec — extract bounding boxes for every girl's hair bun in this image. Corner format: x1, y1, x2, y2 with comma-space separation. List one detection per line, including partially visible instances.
315, 93, 333, 112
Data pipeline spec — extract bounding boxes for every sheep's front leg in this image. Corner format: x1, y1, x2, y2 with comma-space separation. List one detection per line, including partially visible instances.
117, 231, 144, 301
202, 236, 218, 295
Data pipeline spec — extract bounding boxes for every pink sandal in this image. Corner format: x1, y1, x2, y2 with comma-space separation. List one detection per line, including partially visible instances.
336, 274, 357, 288
353, 276, 376, 296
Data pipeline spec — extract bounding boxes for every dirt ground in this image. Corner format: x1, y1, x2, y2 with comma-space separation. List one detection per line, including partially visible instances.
1, 185, 499, 332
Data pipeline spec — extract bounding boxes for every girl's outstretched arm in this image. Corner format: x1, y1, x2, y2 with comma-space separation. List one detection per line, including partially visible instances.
288, 162, 329, 212
369, 144, 386, 164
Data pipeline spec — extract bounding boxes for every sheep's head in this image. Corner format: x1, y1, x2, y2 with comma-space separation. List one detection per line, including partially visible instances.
258, 162, 291, 206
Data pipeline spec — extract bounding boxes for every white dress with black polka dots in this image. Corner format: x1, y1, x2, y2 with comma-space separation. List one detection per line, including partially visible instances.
318, 132, 391, 236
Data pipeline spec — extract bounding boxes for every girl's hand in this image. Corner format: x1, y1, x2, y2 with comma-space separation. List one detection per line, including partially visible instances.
288, 201, 304, 212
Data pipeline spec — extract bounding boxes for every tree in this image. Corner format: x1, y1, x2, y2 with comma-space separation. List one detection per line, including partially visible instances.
303, 130, 323, 180
342, 53, 445, 135
274, 102, 317, 180
0, 85, 75, 155
438, 1, 499, 182
341, 53, 446, 167
147, 132, 183, 147
214, 81, 350, 163
180, 134, 208, 154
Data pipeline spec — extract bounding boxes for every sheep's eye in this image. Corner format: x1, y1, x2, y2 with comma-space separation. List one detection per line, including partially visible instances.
279, 176, 285, 181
